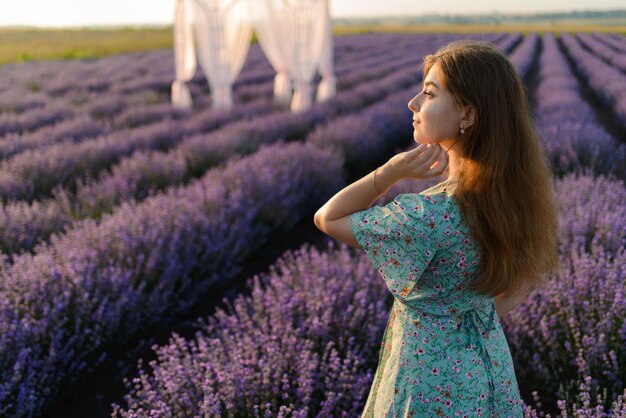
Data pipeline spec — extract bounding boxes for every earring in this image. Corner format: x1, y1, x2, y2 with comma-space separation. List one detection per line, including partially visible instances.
460, 127, 465, 134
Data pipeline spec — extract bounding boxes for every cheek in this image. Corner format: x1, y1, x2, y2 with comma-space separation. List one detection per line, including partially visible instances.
422, 105, 457, 136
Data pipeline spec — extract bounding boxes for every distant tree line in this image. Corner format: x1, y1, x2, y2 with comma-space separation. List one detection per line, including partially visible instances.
334, 9, 626, 26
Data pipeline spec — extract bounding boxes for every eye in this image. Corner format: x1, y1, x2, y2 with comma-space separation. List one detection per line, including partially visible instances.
422, 90, 433, 97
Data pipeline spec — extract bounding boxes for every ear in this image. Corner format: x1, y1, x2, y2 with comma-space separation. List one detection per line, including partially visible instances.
460, 105, 476, 129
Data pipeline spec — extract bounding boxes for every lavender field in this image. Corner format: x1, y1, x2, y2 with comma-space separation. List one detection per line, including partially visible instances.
0, 32, 625, 417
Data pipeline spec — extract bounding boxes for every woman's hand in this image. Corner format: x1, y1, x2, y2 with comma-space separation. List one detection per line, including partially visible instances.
379, 143, 449, 184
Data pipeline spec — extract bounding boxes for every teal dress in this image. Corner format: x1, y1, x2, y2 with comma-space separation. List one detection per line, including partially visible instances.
350, 182, 524, 417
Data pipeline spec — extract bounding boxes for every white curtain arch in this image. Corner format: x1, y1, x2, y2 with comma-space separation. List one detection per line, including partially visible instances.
171, 0, 335, 112
172, 0, 197, 109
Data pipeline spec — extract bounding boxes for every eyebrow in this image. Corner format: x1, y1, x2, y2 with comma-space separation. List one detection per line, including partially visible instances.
424, 81, 439, 89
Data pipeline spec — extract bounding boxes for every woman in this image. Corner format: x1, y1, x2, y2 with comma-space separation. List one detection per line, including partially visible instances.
314, 40, 558, 417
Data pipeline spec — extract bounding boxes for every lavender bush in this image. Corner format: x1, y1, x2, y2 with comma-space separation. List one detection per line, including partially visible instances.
111, 242, 390, 417
523, 378, 626, 417
501, 172, 626, 416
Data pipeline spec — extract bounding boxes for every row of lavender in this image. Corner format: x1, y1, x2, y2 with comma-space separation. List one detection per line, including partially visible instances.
0, 34, 438, 200
0, 33, 453, 255
537, 33, 626, 180
0, 33, 505, 416
0, 32, 413, 115
0, 33, 427, 150
0, 31, 423, 166
560, 33, 626, 132
508, 32, 626, 416
111, 33, 626, 417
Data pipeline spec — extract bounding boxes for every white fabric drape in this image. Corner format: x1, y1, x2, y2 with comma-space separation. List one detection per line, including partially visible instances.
171, 0, 335, 112
290, 0, 327, 112
316, 0, 336, 102
191, 0, 252, 109
252, 0, 332, 112
172, 0, 197, 109
250, 1, 293, 106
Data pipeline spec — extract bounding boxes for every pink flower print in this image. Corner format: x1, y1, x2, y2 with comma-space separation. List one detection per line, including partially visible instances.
436, 385, 442, 391
422, 337, 429, 344
445, 400, 452, 407
480, 393, 486, 400
466, 372, 472, 378
417, 347, 425, 355
431, 367, 440, 376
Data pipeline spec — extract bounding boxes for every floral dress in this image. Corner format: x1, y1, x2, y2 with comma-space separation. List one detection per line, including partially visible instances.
349, 181, 524, 418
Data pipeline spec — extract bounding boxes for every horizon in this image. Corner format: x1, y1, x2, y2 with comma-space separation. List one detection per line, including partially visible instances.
0, 0, 624, 29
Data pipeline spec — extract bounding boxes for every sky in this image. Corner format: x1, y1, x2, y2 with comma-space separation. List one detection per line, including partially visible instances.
0, 0, 623, 28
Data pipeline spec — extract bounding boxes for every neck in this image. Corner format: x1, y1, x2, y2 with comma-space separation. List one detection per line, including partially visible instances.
443, 137, 463, 182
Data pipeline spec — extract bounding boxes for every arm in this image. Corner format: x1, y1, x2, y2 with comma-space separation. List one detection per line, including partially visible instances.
314, 144, 447, 248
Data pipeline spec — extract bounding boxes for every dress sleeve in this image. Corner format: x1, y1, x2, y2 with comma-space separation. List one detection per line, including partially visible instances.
349, 193, 438, 302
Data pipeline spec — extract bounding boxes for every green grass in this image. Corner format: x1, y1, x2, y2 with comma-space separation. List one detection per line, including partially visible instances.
0, 27, 173, 65
0, 23, 624, 65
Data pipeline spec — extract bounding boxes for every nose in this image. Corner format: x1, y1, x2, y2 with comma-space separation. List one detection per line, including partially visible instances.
407, 94, 420, 112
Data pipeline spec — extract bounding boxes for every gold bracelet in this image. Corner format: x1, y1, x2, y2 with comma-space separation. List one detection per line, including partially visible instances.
373, 166, 384, 195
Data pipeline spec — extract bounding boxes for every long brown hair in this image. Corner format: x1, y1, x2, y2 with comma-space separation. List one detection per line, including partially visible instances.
424, 40, 559, 298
